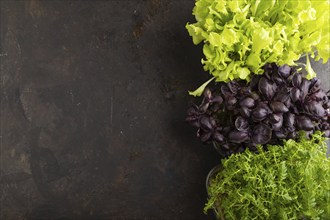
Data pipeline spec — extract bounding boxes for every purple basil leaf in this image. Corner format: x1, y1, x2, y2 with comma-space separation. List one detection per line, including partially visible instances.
190, 120, 200, 128
228, 131, 249, 143
252, 124, 272, 145
221, 85, 232, 96
210, 117, 217, 127
272, 83, 278, 95
240, 107, 252, 118
264, 71, 272, 80
290, 87, 301, 103
324, 100, 330, 109
200, 116, 213, 131
311, 90, 326, 101
210, 103, 222, 112
226, 96, 237, 106
284, 98, 292, 108
284, 113, 295, 129
250, 92, 260, 101
239, 97, 255, 108
269, 113, 283, 131
250, 75, 260, 90
213, 132, 224, 143
258, 77, 274, 100
291, 106, 299, 114
274, 130, 287, 139
273, 87, 290, 103
199, 102, 210, 112
235, 116, 249, 131
263, 63, 273, 72
304, 101, 325, 117
292, 73, 302, 88
228, 81, 240, 94
187, 104, 199, 116
222, 144, 230, 150
241, 86, 251, 95
324, 130, 330, 137
309, 78, 321, 93
270, 101, 289, 113
300, 78, 311, 101
321, 122, 330, 130
185, 115, 198, 122
269, 113, 283, 124
204, 88, 212, 100
310, 86, 321, 95
185, 115, 200, 127
296, 116, 314, 131
272, 118, 283, 131
272, 73, 285, 85
278, 65, 291, 78
212, 96, 223, 104
200, 132, 212, 142
252, 104, 270, 121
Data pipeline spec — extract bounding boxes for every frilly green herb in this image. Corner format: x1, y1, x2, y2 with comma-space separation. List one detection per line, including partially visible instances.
205, 132, 330, 219
187, 0, 330, 96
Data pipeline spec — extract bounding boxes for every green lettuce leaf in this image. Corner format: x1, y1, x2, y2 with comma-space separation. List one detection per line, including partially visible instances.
188, 77, 215, 97
306, 55, 317, 80
186, 0, 330, 89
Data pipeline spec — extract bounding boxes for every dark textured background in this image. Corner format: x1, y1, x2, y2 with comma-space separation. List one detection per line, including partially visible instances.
0, 1, 329, 220
0, 0, 219, 219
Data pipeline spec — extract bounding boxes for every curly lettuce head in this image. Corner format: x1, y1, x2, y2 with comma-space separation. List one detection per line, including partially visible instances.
186, 0, 330, 86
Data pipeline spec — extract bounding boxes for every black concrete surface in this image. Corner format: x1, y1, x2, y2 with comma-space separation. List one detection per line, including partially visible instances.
1, 1, 329, 220
0, 1, 220, 219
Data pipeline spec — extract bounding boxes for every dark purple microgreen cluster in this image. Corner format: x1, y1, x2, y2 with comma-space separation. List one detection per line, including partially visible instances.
186, 63, 330, 156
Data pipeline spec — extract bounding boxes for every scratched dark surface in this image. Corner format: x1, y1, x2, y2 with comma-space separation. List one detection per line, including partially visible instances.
0, 0, 220, 219
1, 1, 329, 220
